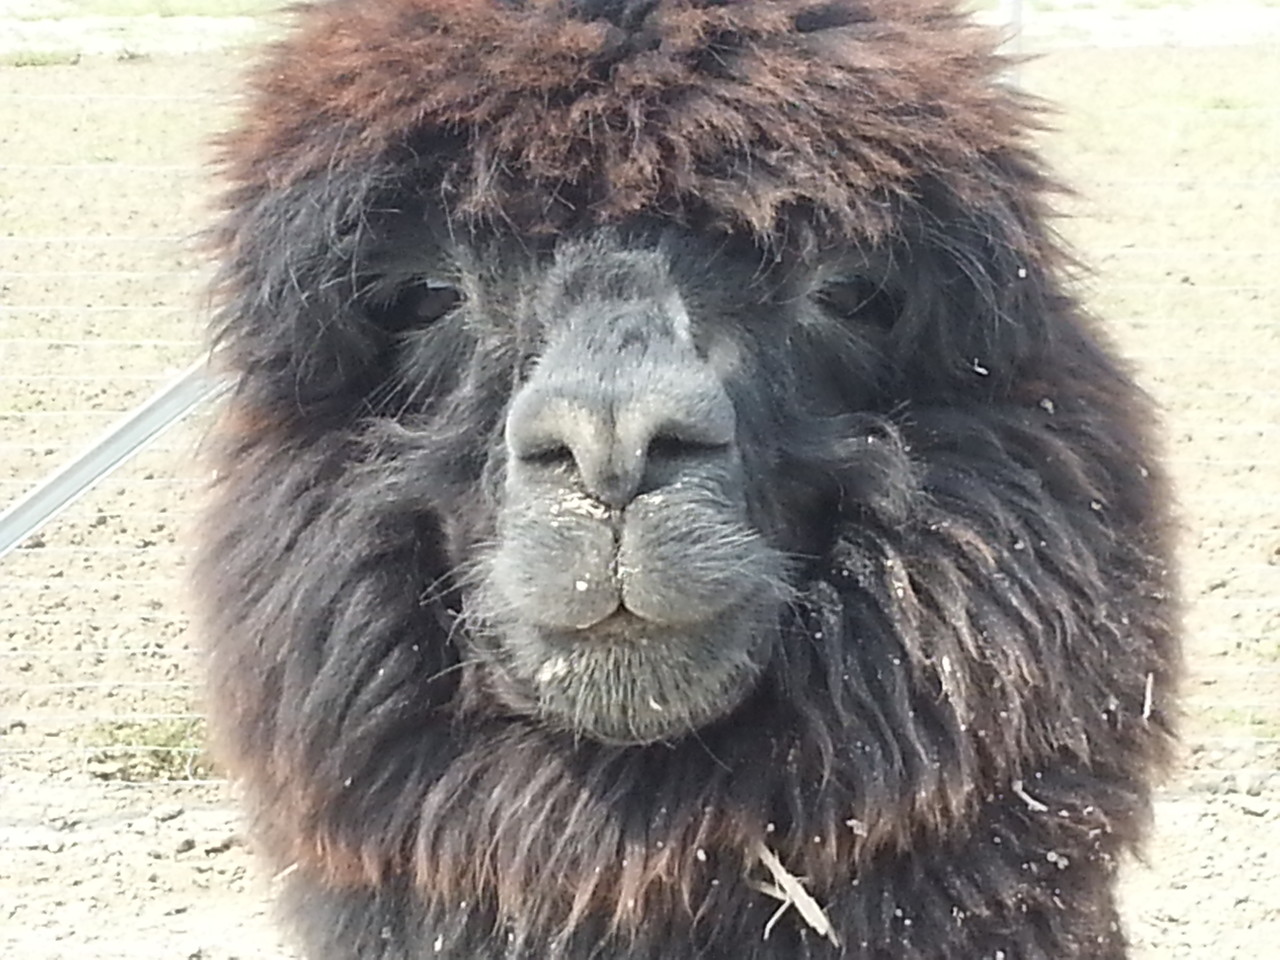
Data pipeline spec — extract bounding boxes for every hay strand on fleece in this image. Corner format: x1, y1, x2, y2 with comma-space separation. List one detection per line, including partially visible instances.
750, 842, 841, 947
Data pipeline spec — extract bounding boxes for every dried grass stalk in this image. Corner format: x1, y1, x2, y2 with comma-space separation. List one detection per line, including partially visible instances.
750, 842, 841, 947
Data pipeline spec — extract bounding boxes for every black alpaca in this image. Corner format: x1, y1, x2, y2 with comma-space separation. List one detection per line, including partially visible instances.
197, 1, 1180, 956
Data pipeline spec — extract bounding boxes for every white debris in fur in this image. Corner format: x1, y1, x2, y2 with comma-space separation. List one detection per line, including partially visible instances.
1011, 779, 1049, 813
559, 492, 611, 520
537, 657, 570, 683
751, 843, 841, 947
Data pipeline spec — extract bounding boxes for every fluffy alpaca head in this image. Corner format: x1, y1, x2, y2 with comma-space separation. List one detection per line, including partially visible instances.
218, 0, 1045, 243
201, 1, 1179, 954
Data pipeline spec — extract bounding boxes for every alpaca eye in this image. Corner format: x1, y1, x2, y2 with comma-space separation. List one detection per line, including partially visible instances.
815, 277, 900, 330
408, 282, 463, 325
371, 280, 463, 334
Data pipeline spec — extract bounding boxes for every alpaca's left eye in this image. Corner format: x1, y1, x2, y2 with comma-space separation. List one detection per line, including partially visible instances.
371, 280, 463, 333
815, 277, 900, 330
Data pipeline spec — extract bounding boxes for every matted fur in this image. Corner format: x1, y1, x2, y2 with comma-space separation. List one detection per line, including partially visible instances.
198, 1, 1181, 958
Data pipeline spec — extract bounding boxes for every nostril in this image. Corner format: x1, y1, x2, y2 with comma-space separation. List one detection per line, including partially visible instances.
505, 389, 589, 472
645, 433, 731, 462
516, 442, 576, 468
505, 353, 737, 507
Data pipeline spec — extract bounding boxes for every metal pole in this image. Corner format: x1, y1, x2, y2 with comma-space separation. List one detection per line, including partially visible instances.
0, 360, 227, 560
1002, 0, 1025, 56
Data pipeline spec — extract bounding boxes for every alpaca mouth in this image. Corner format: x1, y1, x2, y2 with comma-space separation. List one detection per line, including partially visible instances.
490, 606, 775, 745
566, 607, 665, 637
476, 471, 791, 743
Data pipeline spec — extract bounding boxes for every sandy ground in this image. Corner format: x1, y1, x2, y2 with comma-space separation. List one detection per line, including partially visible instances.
1, 6, 1278, 958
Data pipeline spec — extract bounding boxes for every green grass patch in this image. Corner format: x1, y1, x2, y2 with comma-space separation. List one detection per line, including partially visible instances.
86, 718, 216, 781
1192, 705, 1280, 740
1206, 95, 1259, 110
2, 49, 81, 67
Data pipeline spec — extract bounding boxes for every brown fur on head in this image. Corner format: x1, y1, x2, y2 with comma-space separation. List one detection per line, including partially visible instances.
220, 0, 1041, 242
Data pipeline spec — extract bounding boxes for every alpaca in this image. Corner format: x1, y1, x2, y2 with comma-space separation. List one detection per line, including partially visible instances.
197, 1, 1180, 956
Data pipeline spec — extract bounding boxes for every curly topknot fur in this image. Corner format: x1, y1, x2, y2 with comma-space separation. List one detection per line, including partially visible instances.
219, 0, 1046, 239
199, 2, 1181, 958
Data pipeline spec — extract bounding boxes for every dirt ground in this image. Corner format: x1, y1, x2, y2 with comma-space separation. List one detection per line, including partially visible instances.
2, 8, 1278, 959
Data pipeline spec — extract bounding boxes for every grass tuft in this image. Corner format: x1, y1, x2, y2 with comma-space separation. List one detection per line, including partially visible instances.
86, 718, 216, 781
3, 50, 82, 67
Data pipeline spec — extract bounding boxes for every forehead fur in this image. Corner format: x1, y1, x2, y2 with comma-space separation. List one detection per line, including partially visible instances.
219, 0, 1040, 241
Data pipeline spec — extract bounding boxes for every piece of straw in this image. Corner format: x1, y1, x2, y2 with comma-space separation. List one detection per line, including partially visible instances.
1011, 779, 1049, 813
750, 842, 841, 947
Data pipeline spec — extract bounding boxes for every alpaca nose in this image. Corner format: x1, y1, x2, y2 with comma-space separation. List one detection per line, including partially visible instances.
505, 344, 736, 508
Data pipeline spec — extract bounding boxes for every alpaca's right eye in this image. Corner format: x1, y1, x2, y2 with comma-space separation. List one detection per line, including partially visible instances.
372, 281, 463, 333
405, 282, 463, 326
814, 277, 901, 331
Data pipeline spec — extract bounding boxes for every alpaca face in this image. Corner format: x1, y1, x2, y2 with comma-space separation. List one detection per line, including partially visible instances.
368, 226, 842, 745
355, 218, 900, 745
457, 233, 795, 743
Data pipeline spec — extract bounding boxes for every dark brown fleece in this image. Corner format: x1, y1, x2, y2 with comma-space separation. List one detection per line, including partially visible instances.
219, 0, 1041, 241
199, 3, 1180, 958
